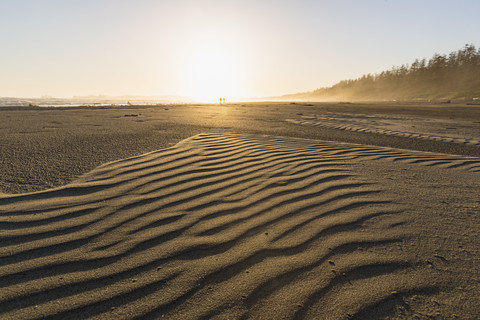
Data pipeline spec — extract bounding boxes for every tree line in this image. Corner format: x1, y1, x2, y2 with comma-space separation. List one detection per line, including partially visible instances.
311, 44, 480, 101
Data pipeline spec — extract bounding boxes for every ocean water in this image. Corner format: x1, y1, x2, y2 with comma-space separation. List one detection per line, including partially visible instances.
0, 97, 191, 107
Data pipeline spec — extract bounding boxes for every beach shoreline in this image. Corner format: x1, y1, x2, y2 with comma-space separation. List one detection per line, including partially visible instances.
0, 103, 479, 319
1, 102, 479, 194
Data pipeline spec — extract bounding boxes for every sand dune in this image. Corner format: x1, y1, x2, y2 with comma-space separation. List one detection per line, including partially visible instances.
0, 133, 479, 319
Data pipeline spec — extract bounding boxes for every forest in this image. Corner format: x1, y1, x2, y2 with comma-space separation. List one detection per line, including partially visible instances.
309, 44, 480, 101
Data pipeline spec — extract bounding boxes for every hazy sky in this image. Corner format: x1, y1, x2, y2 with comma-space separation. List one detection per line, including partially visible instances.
1, 0, 479, 100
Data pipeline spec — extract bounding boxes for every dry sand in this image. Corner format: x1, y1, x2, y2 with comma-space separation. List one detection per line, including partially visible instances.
0, 103, 479, 319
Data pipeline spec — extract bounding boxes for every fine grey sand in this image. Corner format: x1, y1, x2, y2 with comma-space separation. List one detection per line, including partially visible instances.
0, 103, 479, 319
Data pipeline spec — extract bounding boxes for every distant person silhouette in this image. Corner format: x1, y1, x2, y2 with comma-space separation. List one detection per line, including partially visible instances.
219, 97, 222, 104
223, 98, 225, 104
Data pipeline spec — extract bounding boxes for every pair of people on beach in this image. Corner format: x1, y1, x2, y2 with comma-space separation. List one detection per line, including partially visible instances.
219, 97, 225, 104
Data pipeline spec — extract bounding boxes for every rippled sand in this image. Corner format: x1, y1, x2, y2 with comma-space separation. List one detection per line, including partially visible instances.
1, 103, 479, 319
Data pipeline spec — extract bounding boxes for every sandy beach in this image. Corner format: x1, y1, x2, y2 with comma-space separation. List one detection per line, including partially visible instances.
0, 102, 479, 319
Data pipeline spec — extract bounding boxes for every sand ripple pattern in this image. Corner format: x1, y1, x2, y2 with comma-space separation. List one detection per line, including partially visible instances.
0, 134, 443, 319
287, 114, 480, 147
302, 140, 480, 172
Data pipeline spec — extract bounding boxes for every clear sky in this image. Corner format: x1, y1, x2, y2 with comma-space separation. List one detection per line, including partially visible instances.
1, 0, 479, 100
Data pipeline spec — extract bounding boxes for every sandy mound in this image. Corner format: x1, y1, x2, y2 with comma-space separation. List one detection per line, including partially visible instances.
0, 133, 478, 319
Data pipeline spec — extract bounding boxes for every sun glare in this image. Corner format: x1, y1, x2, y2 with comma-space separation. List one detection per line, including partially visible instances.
185, 43, 239, 102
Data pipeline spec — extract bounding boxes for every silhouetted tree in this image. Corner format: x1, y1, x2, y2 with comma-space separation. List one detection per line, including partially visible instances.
311, 44, 480, 101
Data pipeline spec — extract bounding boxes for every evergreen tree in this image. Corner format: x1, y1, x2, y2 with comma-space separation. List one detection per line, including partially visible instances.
311, 44, 480, 101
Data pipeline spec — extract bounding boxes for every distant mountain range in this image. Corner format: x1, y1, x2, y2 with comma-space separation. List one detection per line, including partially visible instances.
71, 94, 193, 101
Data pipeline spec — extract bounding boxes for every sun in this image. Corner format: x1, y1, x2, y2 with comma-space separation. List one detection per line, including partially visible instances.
185, 43, 239, 102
